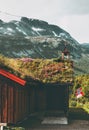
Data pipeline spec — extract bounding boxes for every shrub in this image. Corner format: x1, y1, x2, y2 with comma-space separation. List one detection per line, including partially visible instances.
70, 100, 77, 107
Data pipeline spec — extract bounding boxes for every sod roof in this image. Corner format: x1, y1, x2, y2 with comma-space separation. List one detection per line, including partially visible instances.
0, 55, 73, 84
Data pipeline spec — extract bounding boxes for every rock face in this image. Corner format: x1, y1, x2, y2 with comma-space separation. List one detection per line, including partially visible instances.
0, 17, 82, 58
0, 17, 69, 37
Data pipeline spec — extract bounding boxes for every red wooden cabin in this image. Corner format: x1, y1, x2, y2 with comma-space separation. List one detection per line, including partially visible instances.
0, 68, 71, 126
0, 69, 29, 124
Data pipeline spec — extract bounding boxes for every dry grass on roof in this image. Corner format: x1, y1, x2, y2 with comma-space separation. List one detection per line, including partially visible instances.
0, 55, 73, 83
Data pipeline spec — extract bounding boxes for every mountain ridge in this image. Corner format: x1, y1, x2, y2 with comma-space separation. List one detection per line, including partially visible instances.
0, 17, 70, 37
0, 17, 81, 58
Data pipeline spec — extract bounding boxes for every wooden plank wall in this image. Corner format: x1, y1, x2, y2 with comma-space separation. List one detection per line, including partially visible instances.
35, 88, 46, 111
29, 87, 46, 113
0, 77, 29, 124
29, 87, 35, 113
28, 86, 69, 114
0, 75, 69, 124
64, 85, 69, 116
13, 83, 29, 123
1, 82, 8, 123
0, 82, 2, 122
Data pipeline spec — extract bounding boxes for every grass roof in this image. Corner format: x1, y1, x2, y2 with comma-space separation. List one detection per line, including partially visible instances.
0, 55, 73, 84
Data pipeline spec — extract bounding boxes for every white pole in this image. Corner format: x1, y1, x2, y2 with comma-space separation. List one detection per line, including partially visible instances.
0, 126, 3, 130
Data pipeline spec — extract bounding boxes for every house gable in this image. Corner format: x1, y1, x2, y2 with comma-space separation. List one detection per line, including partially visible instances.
0, 69, 26, 86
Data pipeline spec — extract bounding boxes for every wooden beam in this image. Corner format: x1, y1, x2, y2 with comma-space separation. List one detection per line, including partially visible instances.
0, 69, 26, 86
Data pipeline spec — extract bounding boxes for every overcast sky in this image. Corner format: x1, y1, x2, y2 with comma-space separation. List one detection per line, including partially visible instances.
0, 0, 89, 43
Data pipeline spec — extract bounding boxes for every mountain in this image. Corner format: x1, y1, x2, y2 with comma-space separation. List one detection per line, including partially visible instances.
74, 43, 89, 75
80, 43, 89, 55
0, 17, 82, 58
0, 17, 89, 74
0, 17, 69, 36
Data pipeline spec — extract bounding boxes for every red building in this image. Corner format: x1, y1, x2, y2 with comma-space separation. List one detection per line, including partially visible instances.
0, 69, 29, 124
0, 68, 71, 126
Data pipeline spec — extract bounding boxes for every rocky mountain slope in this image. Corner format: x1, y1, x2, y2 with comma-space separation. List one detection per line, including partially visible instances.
0, 17, 83, 58
0, 17, 89, 74
80, 43, 89, 55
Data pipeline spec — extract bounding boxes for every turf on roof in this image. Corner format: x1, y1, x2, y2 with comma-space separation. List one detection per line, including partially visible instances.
0, 55, 73, 84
